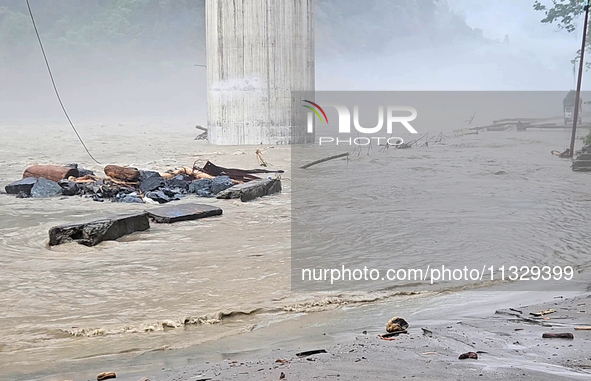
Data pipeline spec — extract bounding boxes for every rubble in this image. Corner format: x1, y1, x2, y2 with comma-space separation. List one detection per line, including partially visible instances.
146, 203, 223, 223
572, 147, 591, 171
5, 161, 283, 205
49, 213, 150, 246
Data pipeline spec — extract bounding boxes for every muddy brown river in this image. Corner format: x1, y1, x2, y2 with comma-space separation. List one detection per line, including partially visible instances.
1, 120, 590, 380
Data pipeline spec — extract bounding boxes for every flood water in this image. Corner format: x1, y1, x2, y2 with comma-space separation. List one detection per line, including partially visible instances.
1, 121, 590, 380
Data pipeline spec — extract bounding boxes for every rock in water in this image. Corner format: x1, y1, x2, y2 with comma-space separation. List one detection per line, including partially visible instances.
5, 177, 37, 195
31, 177, 63, 198
58, 180, 78, 196
189, 178, 214, 197
211, 176, 233, 194
146, 203, 223, 223
49, 213, 150, 246
139, 175, 165, 192
216, 178, 281, 202
166, 175, 191, 191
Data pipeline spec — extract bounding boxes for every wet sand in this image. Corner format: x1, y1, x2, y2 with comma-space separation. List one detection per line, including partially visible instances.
107, 293, 591, 381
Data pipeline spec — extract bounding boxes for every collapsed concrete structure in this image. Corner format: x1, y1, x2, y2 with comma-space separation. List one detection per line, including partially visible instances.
206, 0, 315, 145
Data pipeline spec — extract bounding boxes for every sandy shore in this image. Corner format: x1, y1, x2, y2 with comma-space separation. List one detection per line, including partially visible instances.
61, 293, 591, 381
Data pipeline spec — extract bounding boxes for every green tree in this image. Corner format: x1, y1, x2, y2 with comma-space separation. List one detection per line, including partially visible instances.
534, 0, 590, 67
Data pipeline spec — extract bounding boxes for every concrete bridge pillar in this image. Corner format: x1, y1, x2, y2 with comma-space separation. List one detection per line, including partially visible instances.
205, 0, 315, 145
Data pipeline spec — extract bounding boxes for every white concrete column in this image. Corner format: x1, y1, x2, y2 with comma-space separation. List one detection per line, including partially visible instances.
206, 0, 315, 145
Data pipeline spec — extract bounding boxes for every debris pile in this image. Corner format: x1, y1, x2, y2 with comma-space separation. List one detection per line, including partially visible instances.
4, 161, 284, 203
572, 145, 591, 172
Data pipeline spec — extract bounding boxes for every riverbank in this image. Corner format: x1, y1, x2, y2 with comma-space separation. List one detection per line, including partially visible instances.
114, 293, 591, 381
36, 291, 591, 381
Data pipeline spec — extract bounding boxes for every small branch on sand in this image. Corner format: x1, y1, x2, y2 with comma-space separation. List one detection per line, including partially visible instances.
300, 152, 349, 169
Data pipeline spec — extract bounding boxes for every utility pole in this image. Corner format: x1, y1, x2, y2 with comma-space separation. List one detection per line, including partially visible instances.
570, 0, 590, 158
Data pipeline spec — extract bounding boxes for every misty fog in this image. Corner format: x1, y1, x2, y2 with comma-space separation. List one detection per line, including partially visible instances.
0, 0, 587, 125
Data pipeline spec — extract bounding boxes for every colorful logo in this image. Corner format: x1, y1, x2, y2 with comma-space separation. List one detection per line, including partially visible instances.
302, 100, 328, 124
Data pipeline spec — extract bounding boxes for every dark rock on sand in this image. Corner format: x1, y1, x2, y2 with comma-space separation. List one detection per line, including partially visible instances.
140, 175, 165, 193
49, 213, 149, 246
5, 177, 37, 195
212, 176, 233, 194
31, 177, 63, 198
120, 193, 144, 203
216, 178, 281, 202
146, 203, 222, 223
458, 352, 478, 360
386, 317, 409, 333
145, 190, 170, 204
16, 191, 30, 198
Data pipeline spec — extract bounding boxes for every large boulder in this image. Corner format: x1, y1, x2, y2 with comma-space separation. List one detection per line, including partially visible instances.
146, 203, 222, 223
49, 213, 150, 246
31, 178, 63, 198
217, 178, 281, 202
5, 177, 37, 195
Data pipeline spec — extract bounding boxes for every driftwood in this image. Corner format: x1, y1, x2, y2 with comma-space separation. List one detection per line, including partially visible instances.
23, 165, 78, 182
542, 332, 574, 339
300, 152, 348, 169
104, 165, 140, 182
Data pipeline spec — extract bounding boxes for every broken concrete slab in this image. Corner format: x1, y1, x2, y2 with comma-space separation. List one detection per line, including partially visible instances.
31, 177, 62, 198
49, 213, 150, 246
216, 178, 281, 202
5, 177, 38, 195
146, 203, 222, 223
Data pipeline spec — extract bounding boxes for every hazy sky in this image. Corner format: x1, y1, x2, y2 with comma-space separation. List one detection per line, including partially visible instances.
318, 0, 588, 91
1, 0, 589, 125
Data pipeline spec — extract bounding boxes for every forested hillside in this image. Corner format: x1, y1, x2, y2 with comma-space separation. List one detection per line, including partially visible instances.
0, 0, 483, 66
